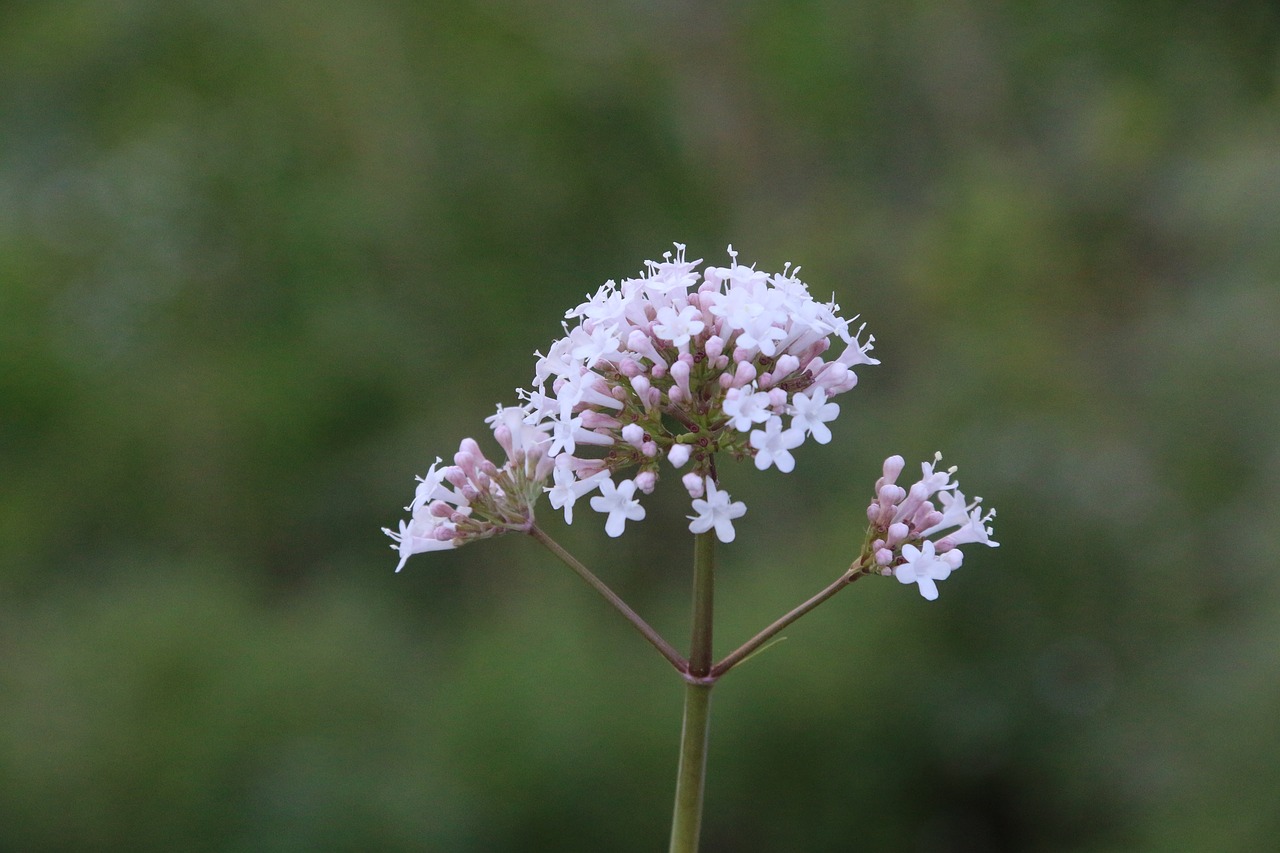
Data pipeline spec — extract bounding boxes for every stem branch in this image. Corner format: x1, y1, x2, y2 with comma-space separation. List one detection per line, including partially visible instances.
529, 525, 687, 673
710, 561, 868, 679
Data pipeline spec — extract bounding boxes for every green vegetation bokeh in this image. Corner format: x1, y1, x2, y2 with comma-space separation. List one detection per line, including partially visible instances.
3, 1, 1279, 850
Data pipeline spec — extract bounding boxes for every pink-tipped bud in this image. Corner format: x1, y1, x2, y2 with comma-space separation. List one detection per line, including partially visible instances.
813, 362, 850, 392
732, 361, 757, 388
635, 471, 657, 494
581, 411, 620, 429
767, 387, 787, 409
886, 522, 909, 547
493, 424, 514, 458
758, 372, 775, 389
671, 359, 691, 395
641, 441, 659, 458
668, 444, 691, 468
704, 336, 724, 360
732, 346, 752, 363
875, 548, 895, 566
774, 354, 800, 377
718, 372, 733, 389
682, 472, 704, 498
669, 386, 686, 405
882, 455, 906, 484
878, 484, 905, 507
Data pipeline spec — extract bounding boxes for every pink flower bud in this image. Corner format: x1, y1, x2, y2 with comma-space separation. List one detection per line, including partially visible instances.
882, 455, 905, 484
635, 471, 657, 493
682, 472, 704, 498
581, 411, 620, 429
704, 336, 724, 360
492, 424, 514, 458
886, 522, 909, 546
641, 441, 658, 458
774, 354, 800, 377
671, 359, 691, 395
875, 548, 895, 566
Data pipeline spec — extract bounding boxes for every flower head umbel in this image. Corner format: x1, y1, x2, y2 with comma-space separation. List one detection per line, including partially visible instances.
862, 452, 998, 599
383, 408, 553, 571
513, 244, 878, 537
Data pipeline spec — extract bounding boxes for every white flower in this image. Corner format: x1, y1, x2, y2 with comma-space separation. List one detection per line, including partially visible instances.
589, 477, 647, 537
894, 541, 953, 601
687, 478, 747, 543
653, 304, 705, 348
545, 462, 607, 524
749, 417, 804, 472
789, 387, 840, 444
723, 389, 773, 432
568, 323, 622, 368
383, 515, 457, 573
406, 457, 448, 512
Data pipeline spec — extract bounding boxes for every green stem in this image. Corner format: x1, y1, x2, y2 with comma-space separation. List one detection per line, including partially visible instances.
668, 681, 712, 853
710, 561, 867, 679
529, 525, 687, 673
669, 532, 716, 853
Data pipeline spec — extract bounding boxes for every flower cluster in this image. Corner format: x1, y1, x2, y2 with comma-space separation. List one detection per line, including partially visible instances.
517, 244, 878, 542
864, 453, 999, 600
385, 243, 997, 600
383, 408, 553, 572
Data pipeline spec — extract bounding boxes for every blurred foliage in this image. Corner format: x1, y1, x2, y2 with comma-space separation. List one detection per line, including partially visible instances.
3, 0, 1279, 850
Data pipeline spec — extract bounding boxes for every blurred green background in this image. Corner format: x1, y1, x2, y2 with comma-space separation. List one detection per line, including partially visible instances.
3, 0, 1279, 850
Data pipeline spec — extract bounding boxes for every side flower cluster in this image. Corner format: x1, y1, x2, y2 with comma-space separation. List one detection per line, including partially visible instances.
864, 453, 999, 600
383, 408, 552, 571
516, 244, 877, 542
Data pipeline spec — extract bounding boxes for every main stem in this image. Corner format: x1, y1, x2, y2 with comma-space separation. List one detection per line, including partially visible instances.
669, 532, 716, 853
